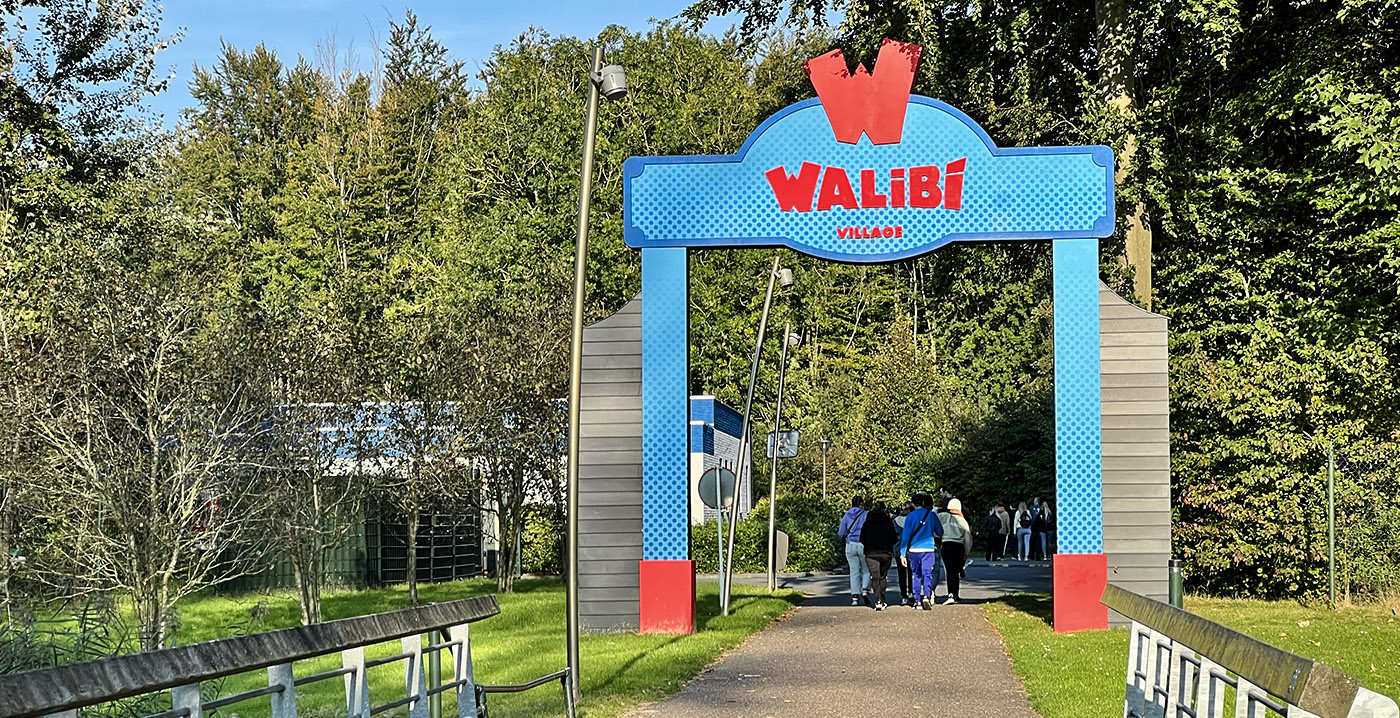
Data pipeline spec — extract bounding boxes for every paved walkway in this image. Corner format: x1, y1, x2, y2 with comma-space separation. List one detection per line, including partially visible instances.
626, 560, 1051, 718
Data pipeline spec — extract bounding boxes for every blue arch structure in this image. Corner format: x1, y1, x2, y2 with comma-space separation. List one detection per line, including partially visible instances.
623, 65, 1113, 634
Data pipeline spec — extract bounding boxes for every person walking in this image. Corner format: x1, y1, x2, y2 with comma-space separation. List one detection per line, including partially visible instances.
838, 496, 871, 606
860, 501, 898, 611
1014, 501, 1033, 561
1030, 496, 1046, 561
939, 499, 975, 604
995, 503, 1011, 561
898, 492, 944, 610
894, 502, 914, 605
983, 506, 1002, 562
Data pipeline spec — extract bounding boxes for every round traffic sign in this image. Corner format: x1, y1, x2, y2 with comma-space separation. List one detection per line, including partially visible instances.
698, 467, 737, 510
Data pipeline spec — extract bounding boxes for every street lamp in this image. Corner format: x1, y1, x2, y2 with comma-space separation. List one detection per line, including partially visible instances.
820, 438, 831, 500
566, 46, 626, 702
721, 258, 794, 615
766, 328, 800, 592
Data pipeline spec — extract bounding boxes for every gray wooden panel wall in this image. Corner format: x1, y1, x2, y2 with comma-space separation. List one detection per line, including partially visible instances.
578, 295, 644, 633
1099, 283, 1173, 625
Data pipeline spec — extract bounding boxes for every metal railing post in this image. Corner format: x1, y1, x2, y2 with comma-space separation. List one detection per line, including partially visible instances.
343, 646, 371, 718
562, 671, 578, 718
446, 623, 478, 718
429, 630, 443, 718
402, 635, 430, 718
267, 663, 297, 718
1168, 559, 1182, 609
1195, 658, 1226, 718
171, 684, 202, 718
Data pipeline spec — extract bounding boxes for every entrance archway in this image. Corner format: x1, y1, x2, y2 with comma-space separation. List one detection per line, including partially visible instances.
583, 39, 1121, 635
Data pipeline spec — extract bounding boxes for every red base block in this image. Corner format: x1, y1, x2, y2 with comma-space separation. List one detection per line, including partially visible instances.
639, 560, 696, 634
1053, 553, 1108, 633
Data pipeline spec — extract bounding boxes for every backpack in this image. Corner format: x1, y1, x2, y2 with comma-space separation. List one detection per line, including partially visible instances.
1018, 510, 1033, 529
1032, 506, 1047, 532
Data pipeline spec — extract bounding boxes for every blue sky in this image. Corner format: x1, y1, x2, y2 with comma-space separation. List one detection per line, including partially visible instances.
149, 1, 740, 123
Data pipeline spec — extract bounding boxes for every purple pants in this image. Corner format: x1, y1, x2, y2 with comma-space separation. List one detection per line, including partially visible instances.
908, 551, 939, 601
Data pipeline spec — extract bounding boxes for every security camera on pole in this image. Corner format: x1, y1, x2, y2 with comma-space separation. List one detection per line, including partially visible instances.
565, 48, 626, 702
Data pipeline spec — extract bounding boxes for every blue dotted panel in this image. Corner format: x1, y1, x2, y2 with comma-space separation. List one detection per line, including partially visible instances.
641, 248, 690, 561
1053, 239, 1103, 554
625, 98, 1114, 262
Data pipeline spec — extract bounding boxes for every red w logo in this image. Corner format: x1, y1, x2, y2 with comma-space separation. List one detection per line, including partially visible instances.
803, 39, 922, 145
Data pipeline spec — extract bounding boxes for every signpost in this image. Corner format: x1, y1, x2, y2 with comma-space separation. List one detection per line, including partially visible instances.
699, 467, 737, 600
698, 467, 737, 510
766, 429, 799, 459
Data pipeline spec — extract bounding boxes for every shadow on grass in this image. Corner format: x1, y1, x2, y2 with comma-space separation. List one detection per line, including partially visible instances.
699, 592, 803, 628
989, 592, 1055, 627
590, 634, 686, 692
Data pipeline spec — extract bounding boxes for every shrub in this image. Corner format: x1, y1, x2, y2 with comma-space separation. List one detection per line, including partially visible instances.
690, 495, 842, 573
785, 527, 840, 571
519, 505, 564, 575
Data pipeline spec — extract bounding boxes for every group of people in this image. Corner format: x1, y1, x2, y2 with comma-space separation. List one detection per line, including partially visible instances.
837, 491, 1057, 610
836, 489, 975, 610
980, 497, 1056, 562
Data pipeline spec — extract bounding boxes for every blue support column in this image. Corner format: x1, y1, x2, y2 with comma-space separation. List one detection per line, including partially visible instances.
1052, 238, 1103, 555
640, 248, 690, 561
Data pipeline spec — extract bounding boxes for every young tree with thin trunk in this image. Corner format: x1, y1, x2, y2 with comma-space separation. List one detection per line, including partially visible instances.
31, 281, 261, 651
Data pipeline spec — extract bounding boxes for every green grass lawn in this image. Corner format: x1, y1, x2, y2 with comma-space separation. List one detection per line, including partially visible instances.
57, 579, 800, 718
984, 593, 1400, 718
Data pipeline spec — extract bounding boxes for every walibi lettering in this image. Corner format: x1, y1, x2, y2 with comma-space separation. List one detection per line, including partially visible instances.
764, 159, 966, 213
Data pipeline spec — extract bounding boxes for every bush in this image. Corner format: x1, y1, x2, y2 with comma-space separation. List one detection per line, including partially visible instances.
785, 527, 840, 571
772, 494, 845, 527
519, 505, 564, 575
690, 495, 843, 573
692, 517, 762, 572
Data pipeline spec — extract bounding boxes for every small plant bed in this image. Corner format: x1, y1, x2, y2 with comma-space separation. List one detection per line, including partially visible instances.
983, 593, 1400, 718
18, 579, 800, 718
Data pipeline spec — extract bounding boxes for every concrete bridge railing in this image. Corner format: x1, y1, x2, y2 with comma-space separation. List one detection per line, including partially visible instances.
0, 595, 575, 718
1102, 584, 1398, 718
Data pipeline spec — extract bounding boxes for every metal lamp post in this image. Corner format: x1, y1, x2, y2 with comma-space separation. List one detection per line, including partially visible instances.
766, 327, 800, 592
1327, 441, 1336, 608
566, 48, 626, 702
722, 258, 793, 615
819, 438, 830, 500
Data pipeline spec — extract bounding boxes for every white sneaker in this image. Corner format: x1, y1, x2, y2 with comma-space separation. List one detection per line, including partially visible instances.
943, 596, 958, 605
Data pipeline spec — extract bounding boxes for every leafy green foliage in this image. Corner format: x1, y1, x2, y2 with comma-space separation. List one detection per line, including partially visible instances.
691, 495, 843, 572
689, 0, 1400, 601
520, 504, 565, 575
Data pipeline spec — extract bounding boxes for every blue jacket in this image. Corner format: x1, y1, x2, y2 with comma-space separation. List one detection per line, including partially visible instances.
837, 507, 868, 544
899, 507, 944, 554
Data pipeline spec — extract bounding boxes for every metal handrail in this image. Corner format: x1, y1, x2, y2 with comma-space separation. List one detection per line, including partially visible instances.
0, 596, 500, 718
480, 668, 571, 694
1104, 584, 1397, 717
475, 668, 577, 718
292, 666, 355, 687
203, 684, 284, 710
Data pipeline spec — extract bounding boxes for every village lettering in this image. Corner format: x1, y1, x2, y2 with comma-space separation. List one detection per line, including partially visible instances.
764, 158, 966, 213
